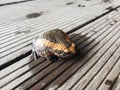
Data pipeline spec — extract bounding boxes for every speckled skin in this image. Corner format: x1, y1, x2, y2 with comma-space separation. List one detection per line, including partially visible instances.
32, 29, 76, 61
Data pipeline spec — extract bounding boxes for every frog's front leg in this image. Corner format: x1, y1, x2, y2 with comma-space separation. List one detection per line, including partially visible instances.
45, 51, 59, 62
32, 45, 39, 61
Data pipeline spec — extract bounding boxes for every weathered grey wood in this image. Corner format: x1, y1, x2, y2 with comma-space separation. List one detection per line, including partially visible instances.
1, 28, 85, 90
0, 0, 33, 6
0, 8, 118, 38
0, 46, 31, 66
1, 2, 120, 90
14, 25, 95, 89
0, 15, 86, 46
29, 13, 120, 90
0, 16, 91, 66
72, 27, 120, 90
112, 74, 120, 90
85, 46, 120, 90
0, 57, 48, 88
1, 59, 63, 90
38, 22, 113, 90
47, 26, 111, 90
0, 13, 77, 39
0, 10, 80, 34
0, 14, 108, 89
0, 14, 102, 82
0, 28, 85, 88
0, 15, 95, 89
1, 9, 118, 59
98, 60, 120, 90
65, 10, 119, 33
0, 16, 82, 54
0, 55, 32, 79
0, 16, 77, 49
58, 20, 120, 90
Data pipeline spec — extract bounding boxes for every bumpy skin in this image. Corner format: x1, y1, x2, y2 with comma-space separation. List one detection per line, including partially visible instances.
32, 29, 76, 61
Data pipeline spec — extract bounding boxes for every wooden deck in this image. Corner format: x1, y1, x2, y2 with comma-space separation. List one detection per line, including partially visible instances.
0, 0, 120, 90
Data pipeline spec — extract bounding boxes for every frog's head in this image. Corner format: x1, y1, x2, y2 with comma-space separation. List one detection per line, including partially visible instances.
43, 29, 76, 59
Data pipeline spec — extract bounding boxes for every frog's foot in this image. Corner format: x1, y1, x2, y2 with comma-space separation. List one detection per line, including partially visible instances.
31, 46, 39, 61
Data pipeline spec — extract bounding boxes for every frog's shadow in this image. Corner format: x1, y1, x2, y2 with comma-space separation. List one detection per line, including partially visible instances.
20, 33, 92, 90
69, 33, 91, 60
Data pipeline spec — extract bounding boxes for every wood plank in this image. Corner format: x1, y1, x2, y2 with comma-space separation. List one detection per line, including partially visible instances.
0, 0, 34, 7
112, 74, 120, 90
0, 11, 62, 31
65, 10, 117, 33
0, 14, 99, 80
0, 16, 92, 74
1, 20, 98, 89
33, 24, 111, 90
58, 20, 120, 90
2, 28, 85, 89
28, 15, 118, 90
0, 55, 32, 79
3, 11, 119, 89
0, 14, 86, 44
1, 16, 82, 57
0, 57, 49, 88
0, 16, 78, 43
0, 46, 31, 68
1, 9, 117, 56
0, 5, 120, 90
1, 59, 65, 90
0, 10, 80, 34
1, 26, 86, 89
41, 24, 113, 90
0, 16, 77, 49
0, 13, 77, 39
72, 27, 120, 90
0, 8, 118, 38
85, 45, 120, 90
98, 60, 120, 90
1, 27, 84, 85
0, 16, 92, 66
10, 12, 114, 89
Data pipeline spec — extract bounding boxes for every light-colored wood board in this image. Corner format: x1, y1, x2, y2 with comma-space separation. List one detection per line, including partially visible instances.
72, 27, 120, 90
58, 20, 120, 90
98, 60, 120, 90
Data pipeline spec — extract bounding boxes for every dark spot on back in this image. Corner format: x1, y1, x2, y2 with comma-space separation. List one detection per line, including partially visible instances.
43, 29, 71, 48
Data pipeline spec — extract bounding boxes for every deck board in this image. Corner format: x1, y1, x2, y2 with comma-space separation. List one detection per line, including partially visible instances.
0, 1, 120, 90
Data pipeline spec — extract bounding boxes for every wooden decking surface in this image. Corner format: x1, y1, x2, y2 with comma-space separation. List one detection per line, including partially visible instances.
0, 0, 120, 90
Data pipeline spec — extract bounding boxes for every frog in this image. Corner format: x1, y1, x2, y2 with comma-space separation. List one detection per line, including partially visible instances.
32, 29, 76, 62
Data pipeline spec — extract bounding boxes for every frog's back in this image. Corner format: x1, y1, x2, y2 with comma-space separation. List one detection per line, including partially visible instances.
43, 29, 71, 48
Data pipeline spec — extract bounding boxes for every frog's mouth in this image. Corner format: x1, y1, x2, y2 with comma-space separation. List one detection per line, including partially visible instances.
61, 52, 75, 58
53, 51, 75, 58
